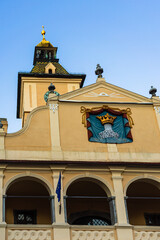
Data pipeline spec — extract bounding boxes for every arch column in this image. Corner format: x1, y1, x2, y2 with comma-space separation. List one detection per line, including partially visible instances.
110, 167, 133, 240
47, 95, 62, 151
52, 171, 70, 240
111, 169, 127, 224
52, 172, 65, 224
50, 195, 55, 223
0, 167, 6, 223
0, 174, 4, 223
0, 168, 6, 240
153, 105, 160, 131
0, 129, 5, 160
108, 196, 117, 225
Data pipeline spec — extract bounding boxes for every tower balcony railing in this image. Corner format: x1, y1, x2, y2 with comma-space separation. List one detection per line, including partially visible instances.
71, 225, 116, 240
7, 224, 53, 240
133, 226, 160, 240
5, 223, 160, 240
7, 224, 116, 240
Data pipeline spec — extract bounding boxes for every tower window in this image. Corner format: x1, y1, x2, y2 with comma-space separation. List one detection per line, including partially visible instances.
45, 51, 48, 59
48, 69, 52, 74
49, 52, 52, 59
36, 50, 41, 58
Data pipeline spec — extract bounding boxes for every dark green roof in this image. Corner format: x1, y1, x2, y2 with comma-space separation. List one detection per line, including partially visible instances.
31, 62, 69, 75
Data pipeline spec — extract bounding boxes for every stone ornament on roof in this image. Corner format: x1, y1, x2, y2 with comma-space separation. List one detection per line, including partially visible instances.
95, 64, 103, 78
44, 83, 60, 102
149, 86, 157, 97
36, 26, 54, 48
95, 64, 106, 83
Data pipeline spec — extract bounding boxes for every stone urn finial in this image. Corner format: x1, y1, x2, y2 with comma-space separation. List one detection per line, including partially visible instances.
95, 64, 103, 78
149, 86, 157, 97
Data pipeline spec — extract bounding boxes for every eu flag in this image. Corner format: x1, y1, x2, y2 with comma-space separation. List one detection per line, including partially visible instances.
56, 172, 61, 202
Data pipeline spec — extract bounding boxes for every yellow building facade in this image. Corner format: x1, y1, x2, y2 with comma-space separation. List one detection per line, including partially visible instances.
0, 29, 160, 240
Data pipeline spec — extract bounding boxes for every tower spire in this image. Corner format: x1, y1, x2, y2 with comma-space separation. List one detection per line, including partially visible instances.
41, 26, 46, 40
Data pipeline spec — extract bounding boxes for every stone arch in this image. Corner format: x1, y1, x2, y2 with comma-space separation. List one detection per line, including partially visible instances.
3, 172, 54, 195
124, 175, 160, 196
64, 173, 114, 197
125, 175, 160, 226
65, 174, 115, 225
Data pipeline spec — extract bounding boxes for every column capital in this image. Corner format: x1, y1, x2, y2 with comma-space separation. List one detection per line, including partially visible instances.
0, 165, 7, 171
50, 166, 66, 171
109, 167, 126, 173
112, 175, 123, 180
0, 132, 6, 137
52, 173, 64, 179
50, 195, 55, 199
47, 93, 59, 105
108, 196, 116, 201
154, 106, 160, 114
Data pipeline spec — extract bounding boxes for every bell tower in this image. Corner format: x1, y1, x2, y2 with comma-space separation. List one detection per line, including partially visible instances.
33, 26, 58, 66
17, 27, 86, 126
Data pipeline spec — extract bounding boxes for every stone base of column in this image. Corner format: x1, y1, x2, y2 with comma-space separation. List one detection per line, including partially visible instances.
115, 224, 133, 240
53, 225, 70, 240
0, 222, 6, 240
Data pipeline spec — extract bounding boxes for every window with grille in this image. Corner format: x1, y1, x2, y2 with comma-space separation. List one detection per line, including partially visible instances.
145, 213, 160, 226
73, 216, 111, 225
14, 210, 37, 224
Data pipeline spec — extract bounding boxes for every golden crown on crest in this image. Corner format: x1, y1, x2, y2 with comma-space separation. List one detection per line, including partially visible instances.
96, 113, 117, 125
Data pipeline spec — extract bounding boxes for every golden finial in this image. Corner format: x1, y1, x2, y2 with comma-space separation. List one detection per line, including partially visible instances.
41, 26, 46, 40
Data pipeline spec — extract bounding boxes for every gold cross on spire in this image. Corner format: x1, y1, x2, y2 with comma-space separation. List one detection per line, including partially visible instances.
41, 26, 46, 40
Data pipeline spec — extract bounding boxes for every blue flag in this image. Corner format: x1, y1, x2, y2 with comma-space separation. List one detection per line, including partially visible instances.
56, 172, 61, 202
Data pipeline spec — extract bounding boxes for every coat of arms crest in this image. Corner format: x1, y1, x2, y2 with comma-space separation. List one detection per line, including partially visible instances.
81, 105, 134, 144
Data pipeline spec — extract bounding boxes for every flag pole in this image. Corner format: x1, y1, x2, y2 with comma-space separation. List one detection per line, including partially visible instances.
59, 199, 61, 214
56, 172, 62, 215
59, 171, 62, 214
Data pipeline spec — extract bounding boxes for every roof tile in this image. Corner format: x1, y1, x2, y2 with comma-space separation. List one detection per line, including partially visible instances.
31, 62, 69, 75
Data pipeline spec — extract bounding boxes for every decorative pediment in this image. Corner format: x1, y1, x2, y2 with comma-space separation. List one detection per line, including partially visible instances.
59, 81, 153, 103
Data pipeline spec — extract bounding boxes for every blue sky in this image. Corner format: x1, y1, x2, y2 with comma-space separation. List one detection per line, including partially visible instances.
1, 0, 160, 132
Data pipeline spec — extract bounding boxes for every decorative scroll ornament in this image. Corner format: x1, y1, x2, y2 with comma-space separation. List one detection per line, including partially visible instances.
72, 230, 115, 240
49, 103, 58, 113
81, 105, 134, 144
154, 106, 160, 114
134, 231, 160, 240
8, 230, 51, 240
